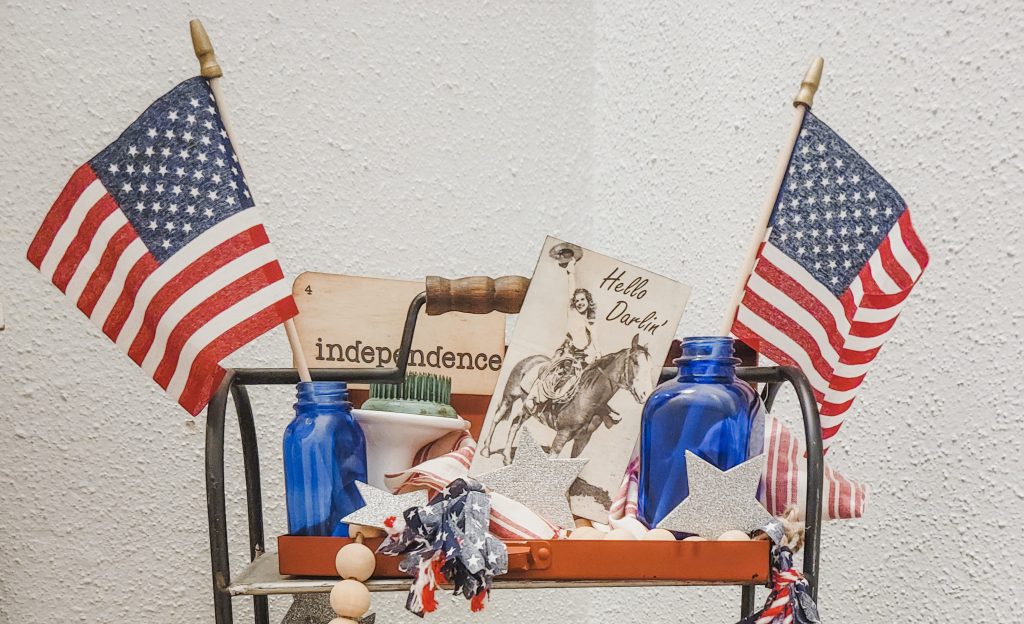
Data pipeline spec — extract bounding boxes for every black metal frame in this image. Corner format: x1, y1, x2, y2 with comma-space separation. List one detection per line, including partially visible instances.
204, 296, 823, 623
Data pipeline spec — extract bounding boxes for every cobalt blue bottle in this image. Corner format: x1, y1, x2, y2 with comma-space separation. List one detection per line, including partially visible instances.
283, 381, 368, 536
638, 337, 764, 529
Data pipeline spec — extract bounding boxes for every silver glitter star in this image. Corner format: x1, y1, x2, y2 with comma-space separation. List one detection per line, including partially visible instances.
341, 481, 429, 530
476, 428, 588, 529
656, 451, 773, 539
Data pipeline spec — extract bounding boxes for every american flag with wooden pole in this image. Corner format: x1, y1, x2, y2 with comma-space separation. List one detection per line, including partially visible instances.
26, 20, 310, 416
189, 19, 312, 383
716, 58, 929, 520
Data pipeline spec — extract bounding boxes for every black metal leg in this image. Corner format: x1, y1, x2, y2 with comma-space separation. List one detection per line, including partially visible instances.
738, 368, 825, 601
207, 372, 235, 624
231, 384, 269, 624
777, 366, 823, 600
741, 585, 756, 618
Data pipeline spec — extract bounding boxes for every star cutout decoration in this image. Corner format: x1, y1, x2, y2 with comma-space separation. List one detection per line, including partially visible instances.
476, 427, 588, 529
341, 481, 429, 530
656, 451, 773, 539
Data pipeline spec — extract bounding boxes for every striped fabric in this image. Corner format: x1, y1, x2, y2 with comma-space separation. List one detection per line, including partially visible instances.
385, 431, 559, 539
731, 112, 929, 450
762, 415, 865, 519
392, 413, 867, 528
28, 78, 296, 415
608, 416, 866, 521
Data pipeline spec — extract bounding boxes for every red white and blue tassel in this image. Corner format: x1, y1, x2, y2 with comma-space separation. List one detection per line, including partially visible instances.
379, 478, 508, 617
740, 546, 821, 624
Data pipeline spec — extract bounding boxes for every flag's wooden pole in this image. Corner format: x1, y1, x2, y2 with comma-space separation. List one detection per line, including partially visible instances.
718, 57, 824, 336
190, 19, 313, 383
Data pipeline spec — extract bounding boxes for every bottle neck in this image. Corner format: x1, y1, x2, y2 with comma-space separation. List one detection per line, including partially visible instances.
294, 381, 351, 416
676, 336, 739, 383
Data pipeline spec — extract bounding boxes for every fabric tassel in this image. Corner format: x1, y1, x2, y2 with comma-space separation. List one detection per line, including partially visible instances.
379, 478, 508, 617
739, 546, 821, 624
470, 590, 488, 612
407, 553, 443, 615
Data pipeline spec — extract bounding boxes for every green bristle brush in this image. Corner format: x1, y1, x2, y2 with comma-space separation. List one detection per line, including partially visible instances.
363, 372, 458, 418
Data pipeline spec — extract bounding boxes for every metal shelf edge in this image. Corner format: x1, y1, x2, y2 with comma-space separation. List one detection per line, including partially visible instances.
226, 553, 765, 597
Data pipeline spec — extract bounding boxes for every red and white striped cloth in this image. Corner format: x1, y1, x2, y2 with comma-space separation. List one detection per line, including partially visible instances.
608, 416, 865, 522
385, 431, 560, 539
731, 112, 929, 451
753, 566, 806, 624
761, 415, 866, 519
390, 412, 866, 529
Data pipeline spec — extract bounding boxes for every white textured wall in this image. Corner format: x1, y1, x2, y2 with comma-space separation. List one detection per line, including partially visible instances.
1, 1, 1020, 623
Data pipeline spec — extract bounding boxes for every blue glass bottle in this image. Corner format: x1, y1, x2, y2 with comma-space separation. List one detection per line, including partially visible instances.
638, 337, 764, 529
283, 381, 368, 536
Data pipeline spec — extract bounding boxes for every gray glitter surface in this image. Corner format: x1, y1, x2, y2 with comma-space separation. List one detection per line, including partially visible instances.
280, 594, 376, 624
758, 518, 785, 545
656, 451, 774, 539
476, 428, 587, 529
342, 481, 429, 530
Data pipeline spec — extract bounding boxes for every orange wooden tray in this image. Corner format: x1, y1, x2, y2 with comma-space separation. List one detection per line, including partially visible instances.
287, 341, 770, 585
277, 535, 770, 584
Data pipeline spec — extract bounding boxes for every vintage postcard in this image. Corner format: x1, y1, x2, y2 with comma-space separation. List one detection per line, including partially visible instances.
471, 236, 691, 522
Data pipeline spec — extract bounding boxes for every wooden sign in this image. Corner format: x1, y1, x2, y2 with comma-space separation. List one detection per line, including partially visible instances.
292, 273, 506, 396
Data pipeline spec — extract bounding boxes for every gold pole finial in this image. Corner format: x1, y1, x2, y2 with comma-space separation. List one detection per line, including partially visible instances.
190, 19, 223, 79
793, 57, 824, 109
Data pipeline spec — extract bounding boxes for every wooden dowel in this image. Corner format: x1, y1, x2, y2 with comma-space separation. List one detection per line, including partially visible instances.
190, 18, 312, 382
718, 58, 824, 336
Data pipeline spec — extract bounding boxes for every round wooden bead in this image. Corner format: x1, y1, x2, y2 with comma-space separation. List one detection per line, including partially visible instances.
329, 619, 360, 624
568, 526, 604, 540
335, 543, 376, 581
642, 528, 676, 541
604, 528, 636, 540
574, 517, 593, 528
717, 530, 751, 541
682, 535, 707, 541
348, 524, 384, 539
330, 579, 371, 618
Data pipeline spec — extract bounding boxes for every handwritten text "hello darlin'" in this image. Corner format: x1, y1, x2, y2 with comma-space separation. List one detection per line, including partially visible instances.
600, 268, 669, 335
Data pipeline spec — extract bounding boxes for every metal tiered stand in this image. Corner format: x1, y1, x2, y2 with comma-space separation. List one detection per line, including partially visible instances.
203, 277, 824, 623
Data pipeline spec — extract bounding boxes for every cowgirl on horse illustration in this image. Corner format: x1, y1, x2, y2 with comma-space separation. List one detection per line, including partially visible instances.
519, 247, 601, 423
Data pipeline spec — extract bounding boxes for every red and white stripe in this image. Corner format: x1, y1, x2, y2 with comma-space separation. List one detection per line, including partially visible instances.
754, 567, 804, 624
608, 415, 866, 521
761, 415, 866, 519
28, 163, 297, 415
608, 455, 640, 520
385, 432, 559, 539
732, 209, 929, 449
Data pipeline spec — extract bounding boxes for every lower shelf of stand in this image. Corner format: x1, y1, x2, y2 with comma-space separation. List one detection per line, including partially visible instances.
227, 552, 767, 597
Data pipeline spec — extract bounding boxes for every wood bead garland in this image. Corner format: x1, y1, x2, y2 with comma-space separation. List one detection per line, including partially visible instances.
716, 530, 752, 541
604, 528, 636, 540
567, 526, 603, 540
331, 535, 376, 621
336, 542, 376, 582
642, 528, 676, 541
330, 579, 371, 619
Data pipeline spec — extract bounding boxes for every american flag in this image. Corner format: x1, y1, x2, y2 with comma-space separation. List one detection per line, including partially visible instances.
28, 77, 297, 415
732, 111, 929, 451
